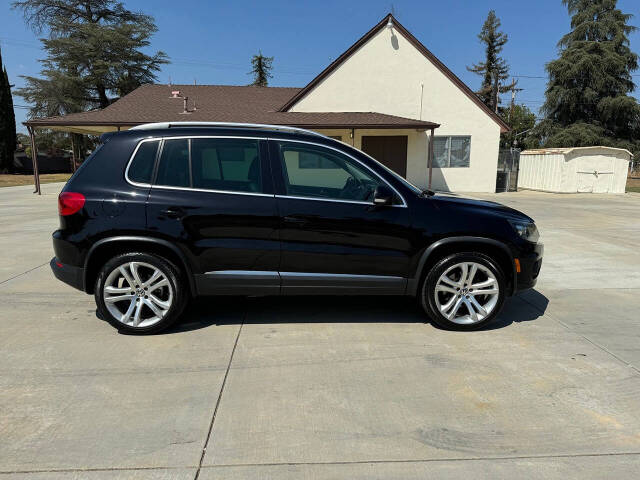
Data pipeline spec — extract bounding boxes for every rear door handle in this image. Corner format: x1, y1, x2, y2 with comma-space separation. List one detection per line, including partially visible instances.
160, 207, 185, 219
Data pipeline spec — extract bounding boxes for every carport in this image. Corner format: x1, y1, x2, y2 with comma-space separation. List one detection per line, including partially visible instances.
23, 84, 439, 195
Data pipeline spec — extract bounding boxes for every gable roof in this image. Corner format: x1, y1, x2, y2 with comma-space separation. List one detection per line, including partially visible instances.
25, 83, 439, 134
279, 14, 510, 133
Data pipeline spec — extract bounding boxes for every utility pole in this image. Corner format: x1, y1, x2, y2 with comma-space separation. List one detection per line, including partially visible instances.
506, 78, 523, 124
492, 71, 500, 113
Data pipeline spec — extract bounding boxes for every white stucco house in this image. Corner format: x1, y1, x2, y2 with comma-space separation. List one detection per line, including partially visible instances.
28, 14, 509, 193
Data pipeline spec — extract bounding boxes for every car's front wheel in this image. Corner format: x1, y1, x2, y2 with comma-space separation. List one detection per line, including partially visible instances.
95, 252, 186, 334
421, 252, 506, 330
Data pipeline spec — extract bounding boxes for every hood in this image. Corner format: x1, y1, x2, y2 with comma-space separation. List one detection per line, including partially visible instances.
431, 194, 534, 222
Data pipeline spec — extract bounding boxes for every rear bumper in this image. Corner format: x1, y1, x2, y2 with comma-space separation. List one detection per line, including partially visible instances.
50, 257, 85, 292
515, 243, 543, 293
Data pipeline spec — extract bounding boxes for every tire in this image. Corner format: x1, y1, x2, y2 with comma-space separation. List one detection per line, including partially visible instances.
420, 252, 506, 331
95, 252, 187, 334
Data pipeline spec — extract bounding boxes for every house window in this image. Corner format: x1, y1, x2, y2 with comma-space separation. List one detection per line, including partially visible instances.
433, 136, 471, 168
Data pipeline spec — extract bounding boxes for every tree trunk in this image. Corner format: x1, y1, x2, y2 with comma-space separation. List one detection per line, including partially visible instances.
96, 84, 109, 109
492, 72, 500, 113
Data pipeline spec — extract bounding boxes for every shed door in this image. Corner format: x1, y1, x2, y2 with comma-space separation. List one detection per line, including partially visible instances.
361, 136, 408, 177
576, 155, 614, 193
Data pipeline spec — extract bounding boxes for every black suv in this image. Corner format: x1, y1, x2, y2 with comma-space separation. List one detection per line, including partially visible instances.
51, 122, 543, 334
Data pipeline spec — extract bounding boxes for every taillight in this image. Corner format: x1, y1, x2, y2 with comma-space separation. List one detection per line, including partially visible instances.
58, 192, 86, 216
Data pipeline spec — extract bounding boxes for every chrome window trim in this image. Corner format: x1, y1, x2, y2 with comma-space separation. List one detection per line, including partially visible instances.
125, 135, 273, 197
124, 137, 160, 188
270, 137, 408, 207
274, 194, 404, 207
150, 184, 275, 197
124, 135, 408, 206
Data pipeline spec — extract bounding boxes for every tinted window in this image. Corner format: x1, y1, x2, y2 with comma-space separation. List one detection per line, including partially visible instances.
278, 142, 383, 202
155, 139, 190, 187
128, 140, 158, 184
191, 138, 262, 192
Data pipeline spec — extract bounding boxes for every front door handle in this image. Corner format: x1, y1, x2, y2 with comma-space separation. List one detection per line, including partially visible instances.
160, 207, 185, 219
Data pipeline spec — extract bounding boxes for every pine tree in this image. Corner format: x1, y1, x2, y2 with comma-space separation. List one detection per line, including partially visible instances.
540, 0, 640, 153
13, 0, 168, 112
467, 10, 510, 112
0, 47, 17, 173
249, 51, 273, 87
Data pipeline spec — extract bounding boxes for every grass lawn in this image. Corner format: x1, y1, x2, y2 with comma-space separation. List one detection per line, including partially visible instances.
0, 173, 72, 188
627, 176, 640, 193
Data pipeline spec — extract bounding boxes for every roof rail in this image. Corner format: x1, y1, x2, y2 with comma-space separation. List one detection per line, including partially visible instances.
129, 121, 327, 137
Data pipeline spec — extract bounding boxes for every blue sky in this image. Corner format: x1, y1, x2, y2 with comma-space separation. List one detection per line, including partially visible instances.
2, 0, 639, 133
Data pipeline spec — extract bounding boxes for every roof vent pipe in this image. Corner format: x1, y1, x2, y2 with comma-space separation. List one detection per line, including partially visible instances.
171, 90, 181, 98
182, 96, 189, 114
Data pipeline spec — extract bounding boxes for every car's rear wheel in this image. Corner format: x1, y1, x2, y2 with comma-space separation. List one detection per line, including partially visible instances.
420, 252, 506, 330
95, 252, 186, 334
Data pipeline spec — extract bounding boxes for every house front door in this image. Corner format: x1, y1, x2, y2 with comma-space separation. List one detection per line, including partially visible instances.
361, 136, 408, 177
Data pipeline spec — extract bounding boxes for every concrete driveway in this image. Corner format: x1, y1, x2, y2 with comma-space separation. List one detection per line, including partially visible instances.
1, 184, 639, 479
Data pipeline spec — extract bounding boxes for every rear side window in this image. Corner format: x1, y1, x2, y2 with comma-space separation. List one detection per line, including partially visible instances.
128, 140, 159, 184
155, 139, 190, 187
191, 138, 261, 192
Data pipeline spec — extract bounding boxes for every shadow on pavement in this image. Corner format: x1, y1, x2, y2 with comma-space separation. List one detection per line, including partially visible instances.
164, 289, 549, 334
483, 289, 549, 330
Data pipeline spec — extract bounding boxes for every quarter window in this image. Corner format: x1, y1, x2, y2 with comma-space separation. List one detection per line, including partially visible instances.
128, 140, 159, 184
433, 136, 471, 168
191, 138, 262, 192
277, 142, 388, 203
155, 139, 190, 187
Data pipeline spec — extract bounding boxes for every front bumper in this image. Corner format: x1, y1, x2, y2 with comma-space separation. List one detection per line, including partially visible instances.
50, 257, 85, 291
515, 242, 543, 292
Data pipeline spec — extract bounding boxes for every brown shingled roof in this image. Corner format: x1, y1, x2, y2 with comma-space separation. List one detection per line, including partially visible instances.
25, 84, 439, 132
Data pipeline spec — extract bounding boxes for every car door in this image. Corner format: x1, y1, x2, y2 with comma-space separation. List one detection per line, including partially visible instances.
146, 136, 280, 295
269, 139, 412, 295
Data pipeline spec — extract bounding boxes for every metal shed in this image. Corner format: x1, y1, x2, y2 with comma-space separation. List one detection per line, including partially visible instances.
518, 146, 632, 194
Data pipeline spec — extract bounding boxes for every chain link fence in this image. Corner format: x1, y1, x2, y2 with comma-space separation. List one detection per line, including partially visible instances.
496, 148, 520, 192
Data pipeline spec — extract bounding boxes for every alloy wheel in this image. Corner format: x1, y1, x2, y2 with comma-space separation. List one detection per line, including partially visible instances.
434, 261, 500, 325
103, 261, 173, 328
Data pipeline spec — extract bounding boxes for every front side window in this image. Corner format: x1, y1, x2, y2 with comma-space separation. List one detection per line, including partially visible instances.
128, 140, 159, 184
433, 136, 471, 168
191, 138, 261, 192
277, 142, 386, 203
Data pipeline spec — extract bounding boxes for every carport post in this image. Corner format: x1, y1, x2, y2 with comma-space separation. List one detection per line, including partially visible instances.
27, 126, 41, 195
427, 127, 435, 190
70, 134, 77, 173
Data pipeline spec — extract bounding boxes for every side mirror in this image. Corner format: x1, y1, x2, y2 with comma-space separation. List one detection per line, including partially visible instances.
373, 185, 394, 206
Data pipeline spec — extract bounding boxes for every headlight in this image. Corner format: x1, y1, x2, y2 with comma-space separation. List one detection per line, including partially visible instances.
509, 220, 539, 243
